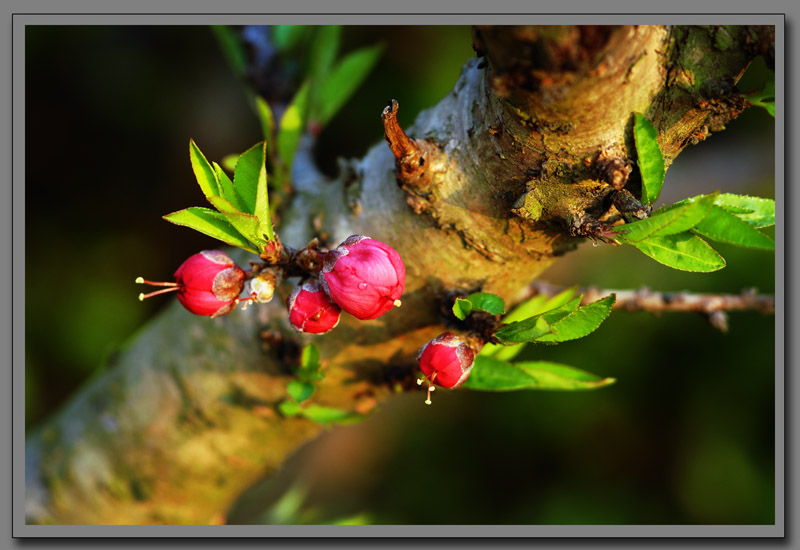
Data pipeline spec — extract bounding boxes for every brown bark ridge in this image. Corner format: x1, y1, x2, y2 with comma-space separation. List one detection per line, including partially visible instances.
25, 25, 770, 524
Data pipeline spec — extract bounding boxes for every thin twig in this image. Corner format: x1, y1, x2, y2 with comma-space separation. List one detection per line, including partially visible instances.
522, 281, 775, 333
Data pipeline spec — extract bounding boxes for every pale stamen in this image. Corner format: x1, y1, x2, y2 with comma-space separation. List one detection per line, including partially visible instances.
135, 277, 178, 287
138, 287, 180, 301
394, 299, 402, 307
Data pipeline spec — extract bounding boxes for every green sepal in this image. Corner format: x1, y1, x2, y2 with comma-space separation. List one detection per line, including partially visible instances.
461, 356, 616, 392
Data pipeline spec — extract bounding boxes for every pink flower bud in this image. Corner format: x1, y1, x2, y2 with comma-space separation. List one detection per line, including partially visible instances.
320, 235, 405, 321
287, 279, 342, 334
417, 332, 475, 405
136, 250, 245, 318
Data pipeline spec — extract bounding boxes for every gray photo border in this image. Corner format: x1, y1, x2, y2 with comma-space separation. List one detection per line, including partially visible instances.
4, 1, 792, 545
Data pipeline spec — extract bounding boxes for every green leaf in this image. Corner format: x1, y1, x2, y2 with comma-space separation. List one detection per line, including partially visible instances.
632, 233, 726, 272
462, 356, 616, 392
614, 193, 717, 242
278, 400, 301, 417
536, 294, 616, 343
189, 139, 220, 199
692, 205, 774, 250
494, 315, 554, 345
454, 292, 506, 320
308, 26, 341, 87
633, 113, 666, 204
489, 344, 527, 362
298, 343, 323, 382
206, 196, 266, 247
272, 25, 312, 51
467, 292, 506, 316
452, 298, 472, 321
162, 207, 258, 253
233, 142, 267, 214
254, 142, 273, 241
211, 25, 246, 77
277, 82, 310, 172
255, 96, 276, 151
715, 193, 775, 228
300, 405, 363, 427
748, 72, 775, 117
317, 45, 383, 127
287, 380, 315, 403
212, 162, 244, 211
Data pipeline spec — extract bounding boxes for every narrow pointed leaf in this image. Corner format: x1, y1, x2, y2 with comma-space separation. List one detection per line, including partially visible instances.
614, 193, 717, 242
212, 162, 244, 211
466, 292, 505, 316
287, 380, 315, 404
462, 356, 616, 392
211, 25, 246, 77
207, 196, 266, 247
633, 113, 666, 204
233, 142, 267, 214
256, 96, 276, 152
300, 405, 364, 427
715, 193, 775, 228
277, 82, 310, 172
317, 45, 383, 126
494, 316, 554, 345
189, 139, 220, 199
633, 232, 726, 272
453, 298, 472, 321
272, 25, 312, 51
536, 294, 616, 343
253, 141, 273, 241
162, 207, 257, 253
692, 205, 774, 250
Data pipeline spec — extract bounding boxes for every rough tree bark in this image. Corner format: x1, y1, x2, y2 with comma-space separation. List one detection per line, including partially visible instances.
25, 25, 772, 524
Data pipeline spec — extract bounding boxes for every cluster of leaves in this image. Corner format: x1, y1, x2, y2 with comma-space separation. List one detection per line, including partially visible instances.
169, 26, 383, 255
453, 289, 617, 393
164, 141, 274, 255
612, 113, 775, 272
278, 343, 364, 428
215, 25, 382, 191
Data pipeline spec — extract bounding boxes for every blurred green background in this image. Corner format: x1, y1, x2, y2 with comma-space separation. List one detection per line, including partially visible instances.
25, 25, 776, 525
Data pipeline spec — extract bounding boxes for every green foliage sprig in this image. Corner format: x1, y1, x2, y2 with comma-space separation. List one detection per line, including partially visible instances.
452, 288, 616, 393
612, 112, 776, 272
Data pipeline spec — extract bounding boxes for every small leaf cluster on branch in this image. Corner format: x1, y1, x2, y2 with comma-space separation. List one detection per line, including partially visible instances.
604, 113, 775, 272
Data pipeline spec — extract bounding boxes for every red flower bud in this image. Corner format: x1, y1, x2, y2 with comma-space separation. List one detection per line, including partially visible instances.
287, 279, 342, 334
136, 250, 245, 318
417, 332, 475, 405
320, 235, 405, 320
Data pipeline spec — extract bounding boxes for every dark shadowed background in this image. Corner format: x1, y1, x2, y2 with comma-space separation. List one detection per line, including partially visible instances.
25, 25, 776, 525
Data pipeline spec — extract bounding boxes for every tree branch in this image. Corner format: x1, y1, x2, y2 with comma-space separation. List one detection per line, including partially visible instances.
523, 281, 775, 333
